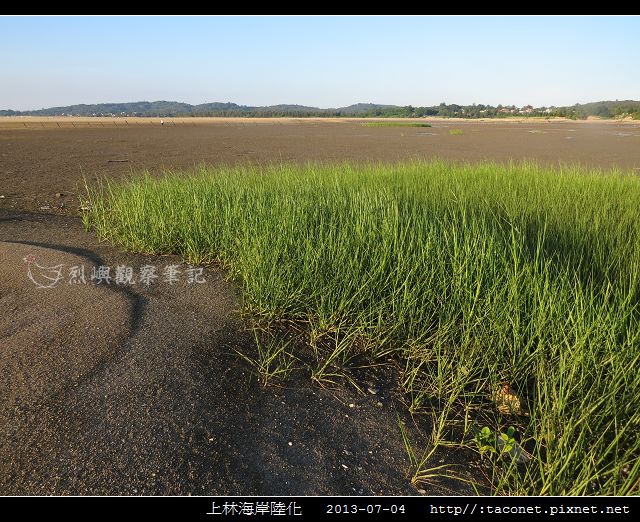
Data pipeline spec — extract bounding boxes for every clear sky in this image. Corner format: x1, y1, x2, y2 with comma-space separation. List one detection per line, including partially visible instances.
1, 15, 638, 111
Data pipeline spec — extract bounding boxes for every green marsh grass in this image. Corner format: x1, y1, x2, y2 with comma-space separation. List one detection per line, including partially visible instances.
84, 160, 640, 495
362, 122, 432, 128
235, 329, 296, 387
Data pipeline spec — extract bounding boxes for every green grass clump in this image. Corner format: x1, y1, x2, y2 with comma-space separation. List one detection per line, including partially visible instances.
362, 122, 432, 128
449, 128, 464, 135
84, 160, 640, 495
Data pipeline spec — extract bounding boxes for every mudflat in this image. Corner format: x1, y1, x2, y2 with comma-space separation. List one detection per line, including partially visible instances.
1, 118, 639, 214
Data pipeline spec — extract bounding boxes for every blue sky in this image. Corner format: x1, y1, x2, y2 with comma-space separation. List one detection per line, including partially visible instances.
1, 15, 638, 110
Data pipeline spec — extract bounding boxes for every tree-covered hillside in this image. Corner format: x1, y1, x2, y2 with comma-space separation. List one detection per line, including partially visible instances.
2, 100, 639, 119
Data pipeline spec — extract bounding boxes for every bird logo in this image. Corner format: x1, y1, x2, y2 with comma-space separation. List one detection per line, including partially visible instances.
23, 254, 65, 289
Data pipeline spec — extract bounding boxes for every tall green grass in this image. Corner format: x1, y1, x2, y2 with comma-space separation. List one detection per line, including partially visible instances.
83, 160, 640, 495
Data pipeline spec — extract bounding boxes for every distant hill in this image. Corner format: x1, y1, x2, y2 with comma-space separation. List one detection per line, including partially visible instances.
338, 103, 397, 113
1, 100, 639, 119
0, 101, 394, 118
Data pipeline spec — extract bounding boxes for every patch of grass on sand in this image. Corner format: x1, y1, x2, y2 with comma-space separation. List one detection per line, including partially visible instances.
362, 122, 432, 128
449, 129, 464, 135
84, 160, 640, 495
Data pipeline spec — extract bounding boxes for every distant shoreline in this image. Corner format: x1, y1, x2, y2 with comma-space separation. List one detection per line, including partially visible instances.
1, 115, 637, 128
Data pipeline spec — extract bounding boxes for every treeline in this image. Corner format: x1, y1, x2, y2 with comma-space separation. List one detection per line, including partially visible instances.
357, 101, 640, 119
557, 100, 640, 120
2, 100, 639, 119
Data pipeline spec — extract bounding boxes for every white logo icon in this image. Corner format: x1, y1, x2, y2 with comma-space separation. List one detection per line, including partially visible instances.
23, 254, 65, 289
